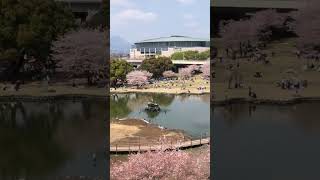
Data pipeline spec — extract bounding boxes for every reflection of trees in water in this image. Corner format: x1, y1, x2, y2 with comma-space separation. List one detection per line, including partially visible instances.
216, 103, 320, 134
145, 110, 161, 119
219, 104, 251, 127
151, 94, 174, 107
0, 102, 26, 127
110, 94, 132, 119
55, 100, 106, 153
126, 94, 151, 111
287, 103, 320, 133
0, 102, 64, 130
0, 102, 68, 176
82, 100, 92, 120
111, 93, 175, 119
0, 100, 105, 177
0, 127, 69, 177
199, 94, 210, 104
178, 94, 191, 103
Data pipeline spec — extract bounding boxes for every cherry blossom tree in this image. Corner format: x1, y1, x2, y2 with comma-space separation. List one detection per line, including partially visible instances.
201, 62, 210, 79
219, 9, 287, 56
250, 9, 287, 42
179, 67, 193, 80
219, 19, 259, 51
141, 70, 153, 79
289, 0, 320, 59
51, 28, 108, 85
111, 146, 210, 180
126, 70, 152, 88
187, 64, 200, 74
162, 70, 177, 79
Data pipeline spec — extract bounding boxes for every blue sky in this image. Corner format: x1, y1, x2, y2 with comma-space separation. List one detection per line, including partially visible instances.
110, 0, 210, 44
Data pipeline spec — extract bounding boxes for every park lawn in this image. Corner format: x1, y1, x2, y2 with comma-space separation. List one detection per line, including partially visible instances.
213, 38, 320, 101
111, 75, 210, 95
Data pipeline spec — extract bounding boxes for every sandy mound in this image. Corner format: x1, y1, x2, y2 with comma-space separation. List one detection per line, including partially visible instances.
110, 124, 141, 143
110, 119, 188, 146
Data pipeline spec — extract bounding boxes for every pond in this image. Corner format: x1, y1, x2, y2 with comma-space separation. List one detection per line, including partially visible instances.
110, 93, 210, 138
0, 99, 107, 179
214, 102, 320, 180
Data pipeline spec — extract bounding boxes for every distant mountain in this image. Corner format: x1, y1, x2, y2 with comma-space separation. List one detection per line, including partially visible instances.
110, 36, 132, 55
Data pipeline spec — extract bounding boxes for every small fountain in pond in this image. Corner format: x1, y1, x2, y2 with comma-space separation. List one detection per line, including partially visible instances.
145, 102, 161, 112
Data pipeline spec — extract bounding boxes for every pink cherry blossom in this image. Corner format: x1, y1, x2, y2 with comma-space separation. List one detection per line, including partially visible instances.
111, 145, 210, 180
126, 70, 151, 87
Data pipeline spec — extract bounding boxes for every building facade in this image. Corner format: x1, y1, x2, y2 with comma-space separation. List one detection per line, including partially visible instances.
130, 36, 210, 60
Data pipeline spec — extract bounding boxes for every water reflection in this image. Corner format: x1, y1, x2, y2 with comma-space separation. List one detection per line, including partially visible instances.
0, 100, 106, 178
214, 102, 320, 180
111, 93, 210, 137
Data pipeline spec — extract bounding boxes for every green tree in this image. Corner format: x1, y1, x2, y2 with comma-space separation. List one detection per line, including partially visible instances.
197, 50, 210, 60
110, 59, 133, 87
171, 52, 184, 60
0, 0, 75, 80
184, 50, 198, 60
140, 57, 173, 78
102, 0, 109, 28
110, 94, 132, 119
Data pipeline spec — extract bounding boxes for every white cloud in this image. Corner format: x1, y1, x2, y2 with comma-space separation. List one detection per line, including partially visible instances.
112, 9, 158, 25
176, 0, 195, 5
110, 0, 134, 7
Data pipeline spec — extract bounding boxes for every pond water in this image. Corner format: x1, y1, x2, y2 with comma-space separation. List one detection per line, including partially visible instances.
214, 102, 320, 180
0, 99, 107, 178
110, 93, 210, 138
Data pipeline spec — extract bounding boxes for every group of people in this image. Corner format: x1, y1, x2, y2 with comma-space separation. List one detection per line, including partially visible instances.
197, 86, 206, 91
278, 79, 308, 95
295, 50, 320, 61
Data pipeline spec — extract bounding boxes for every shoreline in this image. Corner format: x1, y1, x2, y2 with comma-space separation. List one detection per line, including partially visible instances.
0, 94, 108, 102
212, 96, 320, 106
110, 90, 210, 95
110, 118, 191, 146
2, 93, 320, 105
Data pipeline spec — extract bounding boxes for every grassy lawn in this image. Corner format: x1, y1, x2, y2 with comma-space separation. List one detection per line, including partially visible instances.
111, 75, 210, 94
213, 38, 320, 101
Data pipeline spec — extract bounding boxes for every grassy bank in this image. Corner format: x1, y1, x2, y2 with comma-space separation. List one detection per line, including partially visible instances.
111, 75, 210, 95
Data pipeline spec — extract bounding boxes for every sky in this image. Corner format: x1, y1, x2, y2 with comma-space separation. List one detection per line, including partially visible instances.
110, 0, 210, 44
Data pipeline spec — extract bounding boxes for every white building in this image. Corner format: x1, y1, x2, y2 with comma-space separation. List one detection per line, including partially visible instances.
130, 35, 210, 60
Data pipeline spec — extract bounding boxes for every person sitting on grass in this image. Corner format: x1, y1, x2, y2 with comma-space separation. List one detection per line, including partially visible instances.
254, 72, 263, 78
294, 81, 301, 96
